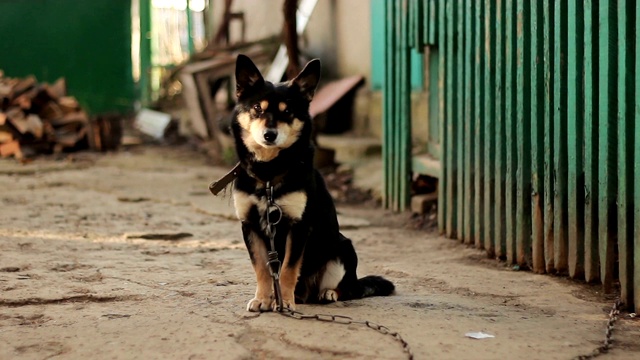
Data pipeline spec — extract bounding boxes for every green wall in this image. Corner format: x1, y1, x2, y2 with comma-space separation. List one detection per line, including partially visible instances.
0, 0, 136, 114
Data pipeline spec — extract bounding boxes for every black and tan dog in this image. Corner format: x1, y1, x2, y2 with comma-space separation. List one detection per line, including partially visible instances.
231, 54, 394, 312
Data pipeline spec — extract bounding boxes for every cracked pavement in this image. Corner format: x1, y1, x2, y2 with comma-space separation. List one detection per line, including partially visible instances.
1, 146, 639, 359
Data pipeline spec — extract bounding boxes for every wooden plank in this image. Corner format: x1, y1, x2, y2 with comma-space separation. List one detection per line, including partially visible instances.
428, 0, 437, 45
445, 0, 458, 238
543, 0, 555, 273
583, 0, 600, 283
515, 0, 532, 266
597, 0, 616, 293
553, 0, 569, 273
408, 0, 416, 49
483, 0, 496, 256
630, 1, 640, 312
427, 49, 441, 158
504, 0, 516, 263
494, 0, 507, 257
391, 0, 403, 211
436, 0, 447, 234
634, 0, 640, 313
616, 0, 634, 307
382, 0, 394, 209
567, 0, 585, 278
420, 0, 428, 46
456, 1, 465, 240
530, 0, 545, 273
463, 0, 475, 245
399, 0, 411, 211
473, 0, 484, 249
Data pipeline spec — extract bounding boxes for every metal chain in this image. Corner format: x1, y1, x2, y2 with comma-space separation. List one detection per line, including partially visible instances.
262, 182, 411, 358
277, 308, 414, 360
264, 181, 284, 311
573, 299, 622, 360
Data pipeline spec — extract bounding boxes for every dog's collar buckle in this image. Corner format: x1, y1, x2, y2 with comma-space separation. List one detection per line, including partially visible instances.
208, 162, 241, 196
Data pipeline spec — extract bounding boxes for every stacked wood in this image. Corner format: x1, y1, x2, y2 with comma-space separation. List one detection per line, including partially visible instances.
0, 72, 90, 159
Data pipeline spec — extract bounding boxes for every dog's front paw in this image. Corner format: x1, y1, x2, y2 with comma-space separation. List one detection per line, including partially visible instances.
273, 297, 296, 311
319, 289, 339, 302
247, 296, 273, 312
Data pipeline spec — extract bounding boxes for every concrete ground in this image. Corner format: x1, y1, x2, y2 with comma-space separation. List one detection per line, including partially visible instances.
1, 145, 639, 360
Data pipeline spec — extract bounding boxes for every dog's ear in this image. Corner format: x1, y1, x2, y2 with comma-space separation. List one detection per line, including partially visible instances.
290, 59, 321, 101
235, 54, 264, 99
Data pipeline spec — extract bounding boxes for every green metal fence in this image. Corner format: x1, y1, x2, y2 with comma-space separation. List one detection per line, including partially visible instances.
383, 0, 640, 311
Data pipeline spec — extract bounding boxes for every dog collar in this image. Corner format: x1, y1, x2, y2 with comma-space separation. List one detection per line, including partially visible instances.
208, 162, 241, 196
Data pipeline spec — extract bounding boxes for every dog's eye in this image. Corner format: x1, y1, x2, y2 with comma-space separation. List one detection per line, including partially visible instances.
253, 104, 262, 114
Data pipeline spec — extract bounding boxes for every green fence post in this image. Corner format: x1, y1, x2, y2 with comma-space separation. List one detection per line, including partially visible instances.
617, 0, 634, 308
383, 0, 393, 209
483, 0, 496, 257
437, 0, 447, 234
553, 0, 568, 273
463, 0, 475, 245
583, 0, 600, 283
567, 0, 585, 278
445, 0, 458, 238
495, 0, 507, 257
598, 0, 616, 293
634, 0, 640, 312
515, 0, 532, 267
473, 0, 485, 249
543, 0, 555, 273
530, 0, 545, 273
456, 0, 465, 240
140, 0, 152, 107
505, 0, 517, 264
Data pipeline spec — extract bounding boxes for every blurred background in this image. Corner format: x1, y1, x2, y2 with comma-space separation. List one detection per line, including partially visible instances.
0, 0, 435, 172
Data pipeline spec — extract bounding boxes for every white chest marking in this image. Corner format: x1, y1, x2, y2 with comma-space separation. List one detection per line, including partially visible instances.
276, 191, 307, 220
233, 190, 307, 221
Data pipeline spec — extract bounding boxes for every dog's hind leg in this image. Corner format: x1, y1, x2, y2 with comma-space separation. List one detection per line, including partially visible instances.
243, 224, 274, 312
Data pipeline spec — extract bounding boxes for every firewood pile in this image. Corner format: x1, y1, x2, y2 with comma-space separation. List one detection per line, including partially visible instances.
0, 71, 91, 159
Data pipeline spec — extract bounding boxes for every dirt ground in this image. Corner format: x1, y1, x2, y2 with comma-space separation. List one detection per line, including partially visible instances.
1, 145, 639, 360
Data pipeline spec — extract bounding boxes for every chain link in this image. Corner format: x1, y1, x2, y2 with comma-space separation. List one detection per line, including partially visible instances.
277, 308, 414, 360
573, 299, 622, 360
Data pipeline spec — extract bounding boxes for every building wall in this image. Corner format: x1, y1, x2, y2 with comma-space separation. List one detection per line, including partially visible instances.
209, 0, 371, 81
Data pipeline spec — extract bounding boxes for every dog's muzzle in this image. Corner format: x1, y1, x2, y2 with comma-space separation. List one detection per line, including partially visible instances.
263, 128, 278, 144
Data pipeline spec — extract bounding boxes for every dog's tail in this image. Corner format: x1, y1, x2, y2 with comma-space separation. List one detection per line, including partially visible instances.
358, 275, 395, 297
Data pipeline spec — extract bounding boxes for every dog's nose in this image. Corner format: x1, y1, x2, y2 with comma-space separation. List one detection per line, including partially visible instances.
263, 129, 277, 143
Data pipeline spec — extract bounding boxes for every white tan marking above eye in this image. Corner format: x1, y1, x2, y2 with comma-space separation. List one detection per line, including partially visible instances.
279, 102, 287, 112
276, 191, 307, 220
260, 100, 269, 111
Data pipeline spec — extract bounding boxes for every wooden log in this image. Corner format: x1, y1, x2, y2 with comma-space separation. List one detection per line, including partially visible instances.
12, 87, 38, 110
45, 78, 66, 99
58, 96, 80, 114
6, 108, 28, 134
39, 101, 64, 120
9, 76, 36, 99
0, 139, 21, 158
0, 131, 13, 143
50, 111, 88, 127
26, 114, 43, 139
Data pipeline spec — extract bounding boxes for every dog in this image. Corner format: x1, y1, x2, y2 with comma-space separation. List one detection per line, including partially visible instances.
230, 54, 394, 312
